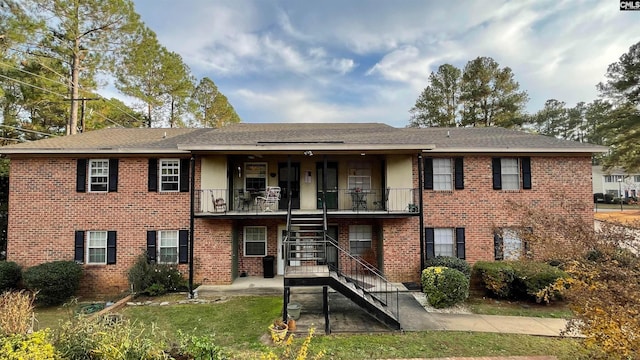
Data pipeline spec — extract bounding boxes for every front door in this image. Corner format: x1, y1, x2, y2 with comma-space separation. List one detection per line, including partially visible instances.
317, 162, 338, 209
277, 226, 286, 275
279, 162, 300, 210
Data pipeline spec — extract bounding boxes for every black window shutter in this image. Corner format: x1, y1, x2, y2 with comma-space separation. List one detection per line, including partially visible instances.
74, 230, 85, 263
494, 232, 504, 260
147, 231, 157, 262
179, 230, 189, 264
425, 227, 435, 260
454, 157, 464, 190
180, 159, 190, 193
424, 158, 433, 190
492, 158, 502, 190
455, 227, 465, 259
108, 159, 119, 192
76, 159, 87, 192
107, 231, 117, 264
148, 158, 158, 192
523, 226, 533, 258
521, 157, 532, 190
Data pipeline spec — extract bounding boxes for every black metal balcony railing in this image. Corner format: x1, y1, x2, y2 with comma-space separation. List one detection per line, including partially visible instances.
194, 188, 420, 214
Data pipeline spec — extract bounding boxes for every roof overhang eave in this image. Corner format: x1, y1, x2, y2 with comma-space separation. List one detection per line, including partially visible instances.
178, 143, 436, 152
0, 148, 192, 155
423, 147, 609, 153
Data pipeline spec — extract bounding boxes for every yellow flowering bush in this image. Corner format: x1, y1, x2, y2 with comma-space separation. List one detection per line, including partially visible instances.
421, 266, 469, 308
0, 329, 59, 360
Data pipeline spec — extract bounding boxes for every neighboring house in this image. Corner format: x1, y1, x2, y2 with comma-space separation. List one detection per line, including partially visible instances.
592, 165, 640, 198
0, 123, 605, 328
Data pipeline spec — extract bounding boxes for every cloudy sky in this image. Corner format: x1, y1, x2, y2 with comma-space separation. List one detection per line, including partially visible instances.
130, 0, 639, 128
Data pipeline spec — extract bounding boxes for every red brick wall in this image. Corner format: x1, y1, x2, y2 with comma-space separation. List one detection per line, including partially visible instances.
7, 154, 594, 294
7, 157, 192, 296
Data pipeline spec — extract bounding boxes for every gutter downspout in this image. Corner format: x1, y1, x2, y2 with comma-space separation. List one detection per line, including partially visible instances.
189, 155, 196, 298
417, 153, 424, 271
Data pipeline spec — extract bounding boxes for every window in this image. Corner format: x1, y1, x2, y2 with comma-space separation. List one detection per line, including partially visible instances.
634, 175, 640, 183
245, 163, 267, 191
74, 230, 116, 265
76, 159, 118, 193
432, 159, 452, 191
160, 159, 180, 191
433, 228, 454, 256
146, 230, 188, 264
89, 160, 109, 192
492, 157, 531, 190
494, 228, 530, 260
87, 231, 107, 264
604, 175, 625, 183
501, 158, 520, 190
425, 227, 465, 259
244, 226, 267, 256
349, 225, 372, 256
158, 230, 178, 264
348, 162, 372, 191
424, 158, 464, 190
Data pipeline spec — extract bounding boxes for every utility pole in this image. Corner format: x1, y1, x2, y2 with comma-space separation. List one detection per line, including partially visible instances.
64, 98, 100, 133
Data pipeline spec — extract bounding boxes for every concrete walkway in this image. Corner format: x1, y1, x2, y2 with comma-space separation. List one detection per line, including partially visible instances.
196, 277, 579, 337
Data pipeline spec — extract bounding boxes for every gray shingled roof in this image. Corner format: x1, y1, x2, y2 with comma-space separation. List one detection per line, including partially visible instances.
0, 123, 607, 155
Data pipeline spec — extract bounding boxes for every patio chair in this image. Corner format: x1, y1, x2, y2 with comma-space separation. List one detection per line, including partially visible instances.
373, 187, 390, 210
213, 197, 227, 212
256, 186, 281, 211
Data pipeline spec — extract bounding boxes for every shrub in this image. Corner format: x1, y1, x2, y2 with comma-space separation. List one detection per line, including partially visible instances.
473, 261, 515, 298
171, 331, 229, 360
127, 253, 188, 296
510, 261, 569, 302
23, 261, 82, 306
0, 330, 58, 360
0, 290, 35, 336
53, 316, 168, 359
421, 266, 469, 308
0, 261, 21, 292
424, 256, 471, 278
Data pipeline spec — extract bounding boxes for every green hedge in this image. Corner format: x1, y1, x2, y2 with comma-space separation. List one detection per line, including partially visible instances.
425, 256, 471, 278
421, 266, 469, 308
127, 254, 188, 296
23, 261, 82, 306
0, 261, 21, 292
473, 260, 568, 302
473, 261, 516, 298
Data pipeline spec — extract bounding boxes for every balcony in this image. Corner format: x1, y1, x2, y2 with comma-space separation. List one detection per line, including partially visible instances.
194, 188, 420, 217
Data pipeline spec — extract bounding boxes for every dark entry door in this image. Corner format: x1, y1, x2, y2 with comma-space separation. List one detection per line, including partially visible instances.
279, 162, 300, 210
317, 162, 338, 209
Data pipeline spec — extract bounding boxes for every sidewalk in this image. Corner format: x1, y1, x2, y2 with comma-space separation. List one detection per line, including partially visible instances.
197, 277, 580, 338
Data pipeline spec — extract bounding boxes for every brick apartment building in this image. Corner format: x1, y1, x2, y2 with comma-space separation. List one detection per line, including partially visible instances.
0, 123, 605, 326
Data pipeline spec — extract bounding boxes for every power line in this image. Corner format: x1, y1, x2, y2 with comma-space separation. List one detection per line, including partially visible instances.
0, 124, 58, 137
0, 72, 127, 129
0, 57, 141, 126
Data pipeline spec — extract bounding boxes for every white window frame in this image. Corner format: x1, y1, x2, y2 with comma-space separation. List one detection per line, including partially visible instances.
160, 159, 180, 192
158, 230, 179, 264
348, 162, 372, 191
244, 163, 267, 191
87, 231, 107, 265
433, 158, 453, 191
89, 159, 109, 192
349, 224, 372, 256
502, 228, 523, 260
434, 228, 455, 257
244, 226, 267, 257
501, 158, 520, 190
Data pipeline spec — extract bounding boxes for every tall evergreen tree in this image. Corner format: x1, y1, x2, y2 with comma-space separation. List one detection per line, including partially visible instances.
409, 64, 461, 127
459, 56, 528, 128
597, 41, 640, 172
191, 77, 241, 128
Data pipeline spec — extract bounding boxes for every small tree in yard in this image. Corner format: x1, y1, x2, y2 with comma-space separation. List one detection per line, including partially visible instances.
517, 204, 640, 359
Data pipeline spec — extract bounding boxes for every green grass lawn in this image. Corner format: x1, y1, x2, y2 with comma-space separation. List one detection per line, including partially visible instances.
33, 294, 586, 359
